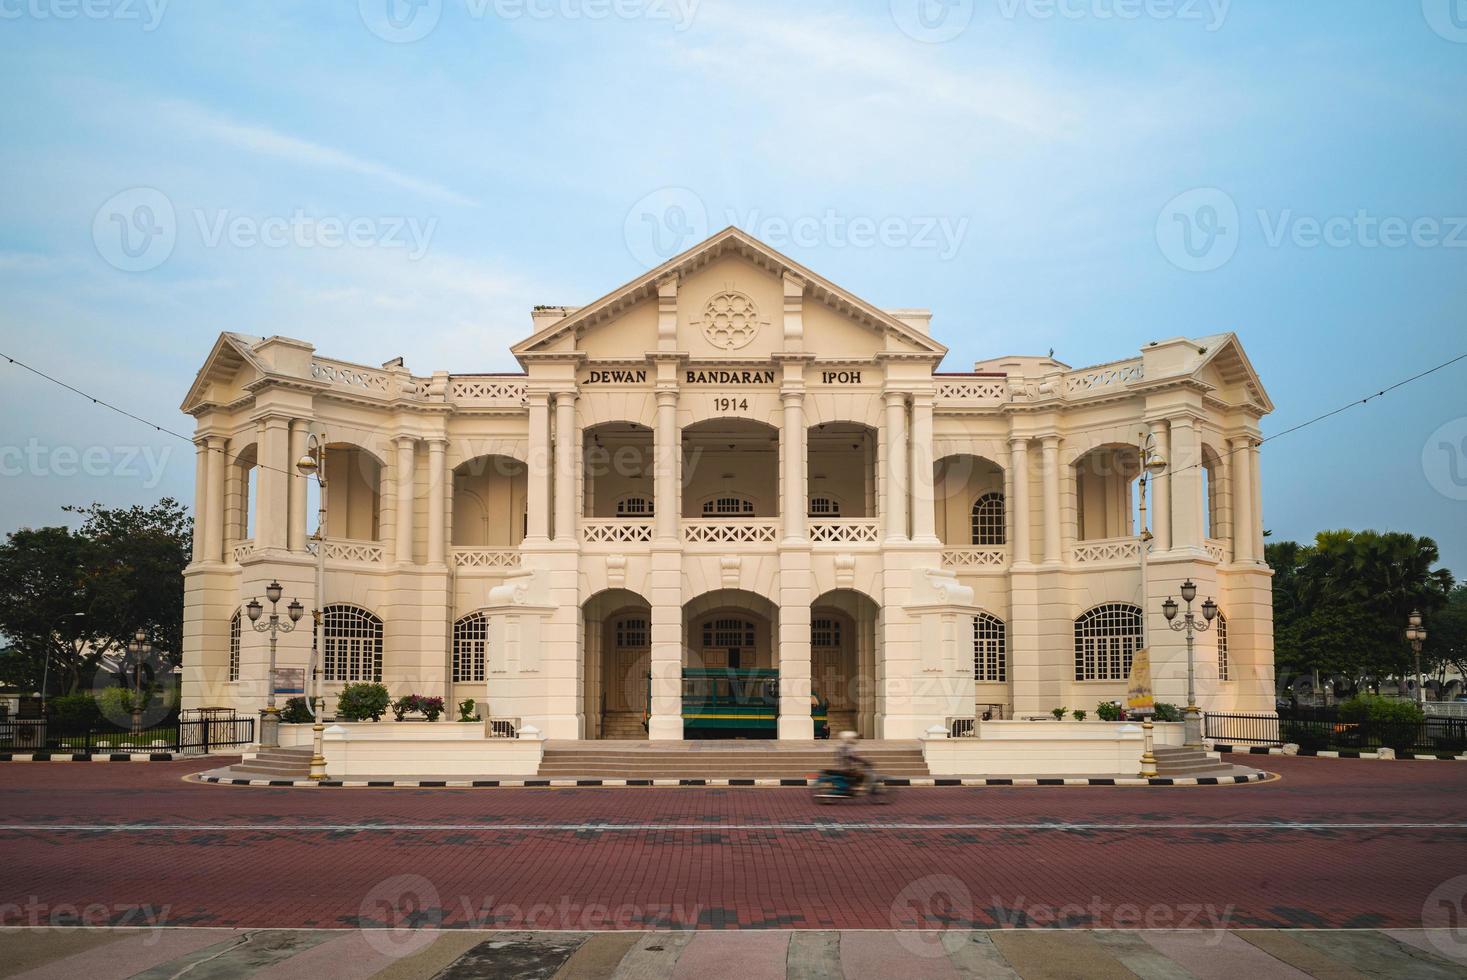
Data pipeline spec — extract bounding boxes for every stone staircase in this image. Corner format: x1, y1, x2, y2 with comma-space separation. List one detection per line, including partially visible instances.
229, 745, 313, 779
537, 740, 930, 780
1153, 745, 1235, 777
597, 712, 649, 740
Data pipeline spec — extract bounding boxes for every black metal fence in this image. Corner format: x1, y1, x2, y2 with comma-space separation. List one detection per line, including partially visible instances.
0, 714, 254, 755
1205, 709, 1467, 755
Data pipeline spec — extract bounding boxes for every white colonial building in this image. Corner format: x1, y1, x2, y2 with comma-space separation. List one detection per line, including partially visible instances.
181, 228, 1275, 742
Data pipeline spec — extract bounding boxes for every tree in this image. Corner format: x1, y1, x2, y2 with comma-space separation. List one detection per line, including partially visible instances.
0, 499, 192, 696
1429, 585, 1467, 689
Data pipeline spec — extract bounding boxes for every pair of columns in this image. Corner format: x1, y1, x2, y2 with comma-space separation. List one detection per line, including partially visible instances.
1007, 434, 1065, 566
883, 389, 937, 543
392, 435, 448, 566
525, 390, 579, 543
1146, 418, 1261, 561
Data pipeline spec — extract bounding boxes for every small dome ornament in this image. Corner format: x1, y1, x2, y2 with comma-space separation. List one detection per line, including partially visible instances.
695, 290, 766, 351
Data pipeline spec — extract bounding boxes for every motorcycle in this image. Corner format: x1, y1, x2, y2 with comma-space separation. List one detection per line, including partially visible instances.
811, 768, 894, 803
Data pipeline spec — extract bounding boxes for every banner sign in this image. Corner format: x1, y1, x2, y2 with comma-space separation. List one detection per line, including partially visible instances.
1126, 647, 1154, 716
274, 668, 305, 696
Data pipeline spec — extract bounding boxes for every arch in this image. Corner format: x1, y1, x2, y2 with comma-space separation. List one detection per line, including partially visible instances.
809, 421, 877, 518
1074, 603, 1143, 682
584, 421, 654, 519
811, 587, 880, 738
682, 418, 779, 518
452, 612, 488, 683
934, 453, 1005, 547
453, 453, 527, 546
323, 443, 384, 542
582, 588, 653, 739
1201, 442, 1226, 542
227, 609, 241, 682
973, 610, 1007, 682
1073, 444, 1140, 541
971, 492, 1006, 546
322, 604, 384, 682
1215, 610, 1230, 681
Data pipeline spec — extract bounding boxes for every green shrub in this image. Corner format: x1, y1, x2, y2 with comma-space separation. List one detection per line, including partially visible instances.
1072, 709, 1087, 721
1281, 721, 1329, 752
48, 693, 101, 724
94, 687, 138, 726
457, 698, 478, 722
280, 697, 311, 724
1153, 702, 1182, 722
337, 683, 390, 722
1050, 706, 1067, 720
1337, 694, 1425, 724
1095, 702, 1123, 722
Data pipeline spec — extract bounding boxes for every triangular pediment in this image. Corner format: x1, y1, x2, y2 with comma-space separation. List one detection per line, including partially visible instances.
1193, 333, 1273, 413
511, 227, 947, 363
179, 333, 269, 414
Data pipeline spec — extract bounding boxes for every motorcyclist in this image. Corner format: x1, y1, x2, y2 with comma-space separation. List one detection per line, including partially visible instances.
834, 730, 871, 793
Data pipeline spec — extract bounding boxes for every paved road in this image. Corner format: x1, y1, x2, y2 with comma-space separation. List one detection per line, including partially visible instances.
1, 754, 1466, 974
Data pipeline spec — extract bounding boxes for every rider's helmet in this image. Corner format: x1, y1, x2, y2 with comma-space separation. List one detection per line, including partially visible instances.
839, 730, 858, 743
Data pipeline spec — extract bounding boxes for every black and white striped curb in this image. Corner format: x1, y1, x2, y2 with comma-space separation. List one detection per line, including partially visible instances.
1, 752, 177, 762
1212, 744, 1467, 761
195, 771, 1269, 789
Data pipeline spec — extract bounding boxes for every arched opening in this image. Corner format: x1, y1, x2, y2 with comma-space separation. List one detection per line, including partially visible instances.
1201, 442, 1227, 549
322, 604, 384, 683
324, 444, 383, 542
1074, 603, 1142, 682
583, 422, 654, 521
808, 422, 876, 518
973, 610, 1008, 719
452, 611, 488, 690
681, 589, 780, 739
1215, 610, 1230, 682
582, 589, 651, 739
1073, 445, 1140, 541
682, 419, 779, 518
452, 454, 527, 547
226, 442, 257, 552
933, 454, 1005, 548
811, 588, 880, 738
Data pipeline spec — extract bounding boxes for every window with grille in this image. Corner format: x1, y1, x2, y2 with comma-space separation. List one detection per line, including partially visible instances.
1216, 611, 1230, 681
703, 496, 754, 516
323, 604, 384, 682
809, 497, 840, 517
453, 612, 488, 683
614, 617, 649, 649
974, 612, 1007, 682
616, 496, 653, 517
702, 618, 756, 648
228, 610, 241, 682
811, 617, 841, 648
1074, 603, 1143, 681
971, 492, 1006, 545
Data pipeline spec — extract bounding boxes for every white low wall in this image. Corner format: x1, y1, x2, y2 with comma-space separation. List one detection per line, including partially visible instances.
317, 722, 544, 778
922, 720, 1186, 776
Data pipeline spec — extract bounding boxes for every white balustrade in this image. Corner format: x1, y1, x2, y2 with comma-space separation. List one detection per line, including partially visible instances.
1062, 360, 1144, 395
307, 539, 386, 564
449, 376, 529, 405
452, 548, 523, 569
934, 378, 1007, 403
940, 547, 1008, 568
1204, 538, 1229, 563
682, 520, 779, 545
1071, 536, 1142, 565
231, 539, 255, 563
808, 519, 881, 544
582, 520, 654, 544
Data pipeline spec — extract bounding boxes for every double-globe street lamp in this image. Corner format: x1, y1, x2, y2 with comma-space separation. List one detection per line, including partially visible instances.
124, 628, 152, 734
1162, 580, 1217, 748
246, 580, 304, 749
296, 433, 329, 781
1406, 609, 1428, 706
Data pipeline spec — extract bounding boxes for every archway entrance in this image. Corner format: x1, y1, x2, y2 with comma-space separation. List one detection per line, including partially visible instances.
812, 589, 879, 739
582, 589, 651, 740
682, 590, 778, 739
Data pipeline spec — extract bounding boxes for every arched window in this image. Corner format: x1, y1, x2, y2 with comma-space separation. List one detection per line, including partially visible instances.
971, 492, 1005, 546
323, 604, 384, 682
703, 495, 755, 516
1216, 611, 1230, 681
228, 610, 241, 682
702, 618, 756, 648
615, 496, 654, 517
614, 616, 649, 649
453, 612, 488, 683
1074, 603, 1143, 681
809, 497, 840, 517
974, 612, 1006, 682
811, 617, 841, 648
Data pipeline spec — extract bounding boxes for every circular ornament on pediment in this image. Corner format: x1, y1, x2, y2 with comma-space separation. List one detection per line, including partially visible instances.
696, 290, 765, 351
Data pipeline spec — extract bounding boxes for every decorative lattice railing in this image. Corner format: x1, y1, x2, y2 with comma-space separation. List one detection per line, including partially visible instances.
452, 548, 522, 569
1071, 536, 1141, 565
449, 376, 529, 405
582, 520, 654, 544
682, 520, 779, 545
940, 547, 1008, 568
808, 519, 880, 544
308, 539, 385, 564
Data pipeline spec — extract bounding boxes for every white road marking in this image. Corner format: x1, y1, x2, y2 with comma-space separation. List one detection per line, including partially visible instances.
0, 821, 1464, 833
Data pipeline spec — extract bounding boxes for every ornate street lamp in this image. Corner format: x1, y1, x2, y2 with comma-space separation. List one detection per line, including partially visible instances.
1405, 610, 1427, 706
124, 628, 152, 734
247, 579, 303, 748
1162, 579, 1217, 748
297, 433, 329, 781
1135, 430, 1167, 778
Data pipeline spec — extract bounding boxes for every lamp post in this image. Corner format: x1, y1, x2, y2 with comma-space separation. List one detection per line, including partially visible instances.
1135, 432, 1167, 778
246, 580, 304, 749
125, 628, 152, 734
297, 433, 328, 781
1405, 610, 1427, 706
1163, 580, 1217, 748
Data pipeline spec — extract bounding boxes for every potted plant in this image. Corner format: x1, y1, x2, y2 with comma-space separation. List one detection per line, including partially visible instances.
457, 698, 478, 722
1050, 706, 1067, 721
1072, 709, 1087, 721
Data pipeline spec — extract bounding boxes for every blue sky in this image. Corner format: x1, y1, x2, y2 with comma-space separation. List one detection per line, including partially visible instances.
1, 0, 1464, 573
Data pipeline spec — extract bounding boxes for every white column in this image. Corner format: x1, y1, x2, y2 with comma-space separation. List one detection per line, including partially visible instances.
782, 387, 806, 541
255, 417, 290, 551
1009, 437, 1031, 565
1169, 416, 1204, 551
203, 436, 226, 562
1040, 434, 1061, 564
909, 392, 937, 544
654, 387, 679, 541
428, 438, 447, 565
287, 421, 308, 552
395, 437, 415, 563
1250, 441, 1265, 561
192, 440, 208, 562
1150, 420, 1171, 553
526, 392, 552, 543
553, 392, 578, 543
883, 390, 908, 542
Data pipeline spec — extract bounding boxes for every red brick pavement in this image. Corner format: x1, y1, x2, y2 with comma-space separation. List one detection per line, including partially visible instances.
1, 755, 1464, 932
